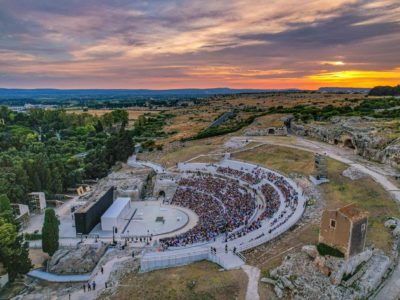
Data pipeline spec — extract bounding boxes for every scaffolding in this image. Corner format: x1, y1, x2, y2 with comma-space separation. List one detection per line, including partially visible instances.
28, 192, 47, 213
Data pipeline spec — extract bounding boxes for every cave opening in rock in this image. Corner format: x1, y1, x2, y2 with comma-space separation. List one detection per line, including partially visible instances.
343, 139, 355, 149
268, 128, 275, 135
334, 139, 339, 145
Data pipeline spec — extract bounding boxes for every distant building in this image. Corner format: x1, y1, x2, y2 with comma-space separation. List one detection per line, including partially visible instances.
319, 204, 368, 258
28, 192, 47, 213
11, 203, 30, 227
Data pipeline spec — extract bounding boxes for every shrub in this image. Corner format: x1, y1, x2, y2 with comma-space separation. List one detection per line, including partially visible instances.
317, 243, 344, 258
24, 232, 42, 240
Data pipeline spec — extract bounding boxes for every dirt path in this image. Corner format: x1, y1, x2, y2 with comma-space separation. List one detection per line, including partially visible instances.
242, 265, 261, 300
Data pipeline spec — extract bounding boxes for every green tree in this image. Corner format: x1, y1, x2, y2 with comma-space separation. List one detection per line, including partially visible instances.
42, 208, 59, 256
0, 194, 11, 213
0, 218, 32, 281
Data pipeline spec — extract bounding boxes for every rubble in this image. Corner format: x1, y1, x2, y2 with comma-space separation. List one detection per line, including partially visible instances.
260, 277, 276, 285
384, 217, 400, 237
342, 167, 367, 180
302, 245, 318, 258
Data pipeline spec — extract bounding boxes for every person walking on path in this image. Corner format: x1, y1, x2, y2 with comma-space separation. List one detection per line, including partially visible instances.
92, 281, 96, 291
88, 282, 91, 291
101, 266, 104, 274
83, 284, 86, 292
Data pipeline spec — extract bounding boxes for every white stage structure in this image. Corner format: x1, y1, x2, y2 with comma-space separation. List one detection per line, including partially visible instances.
101, 197, 132, 231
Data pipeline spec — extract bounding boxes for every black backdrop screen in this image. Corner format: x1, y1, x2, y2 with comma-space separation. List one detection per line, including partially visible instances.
75, 186, 114, 235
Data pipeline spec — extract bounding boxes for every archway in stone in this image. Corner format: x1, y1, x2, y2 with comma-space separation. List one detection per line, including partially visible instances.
268, 128, 275, 135
343, 138, 355, 149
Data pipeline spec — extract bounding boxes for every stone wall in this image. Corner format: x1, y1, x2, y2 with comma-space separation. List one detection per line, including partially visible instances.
245, 126, 288, 136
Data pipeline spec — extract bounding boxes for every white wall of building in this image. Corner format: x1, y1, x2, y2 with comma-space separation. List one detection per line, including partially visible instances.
101, 198, 132, 231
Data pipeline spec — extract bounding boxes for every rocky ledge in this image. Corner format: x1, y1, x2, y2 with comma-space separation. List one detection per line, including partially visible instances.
291, 116, 400, 170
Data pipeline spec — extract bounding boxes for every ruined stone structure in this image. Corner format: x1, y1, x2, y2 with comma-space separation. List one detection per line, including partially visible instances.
290, 117, 400, 170
245, 126, 288, 136
76, 185, 91, 196
27, 192, 46, 213
319, 204, 368, 258
11, 203, 30, 227
153, 173, 179, 203
315, 154, 328, 180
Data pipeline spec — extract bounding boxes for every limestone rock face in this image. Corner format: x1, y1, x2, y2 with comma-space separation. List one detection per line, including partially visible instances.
48, 243, 108, 274
274, 285, 284, 298
330, 249, 373, 284
384, 217, 400, 237
357, 252, 391, 295
260, 277, 276, 285
302, 245, 318, 258
266, 246, 391, 299
291, 117, 400, 170
342, 167, 367, 180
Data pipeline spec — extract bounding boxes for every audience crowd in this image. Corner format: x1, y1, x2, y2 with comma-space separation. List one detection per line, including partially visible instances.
160, 164, 300, 248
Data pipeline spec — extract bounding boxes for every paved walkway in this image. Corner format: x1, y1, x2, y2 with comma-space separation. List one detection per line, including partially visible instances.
28, 270, 90, 282
61, 256, 132, 300
242, 265, 261, 300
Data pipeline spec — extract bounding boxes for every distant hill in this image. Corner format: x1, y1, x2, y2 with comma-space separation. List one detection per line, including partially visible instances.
0, 88, 301, 100
318, 87, 370, 94
368, 85, 400, 96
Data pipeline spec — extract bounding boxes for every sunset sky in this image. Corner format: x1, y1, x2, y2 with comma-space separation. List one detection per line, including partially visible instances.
0, 0, 399, 89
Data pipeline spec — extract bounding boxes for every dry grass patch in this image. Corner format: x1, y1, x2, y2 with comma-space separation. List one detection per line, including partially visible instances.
232, 144, 315, 176
29, 249, 49, 268
249, 113, 286, 128
138, 136, 226, 168
108, 261, 247, 300
162, 107, 221, 142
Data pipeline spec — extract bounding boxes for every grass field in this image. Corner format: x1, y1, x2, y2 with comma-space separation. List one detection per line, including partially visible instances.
233, 144, 399, 253
138, 136, 227, 167
233, 144, 315, 176
107, 261, 248, 300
